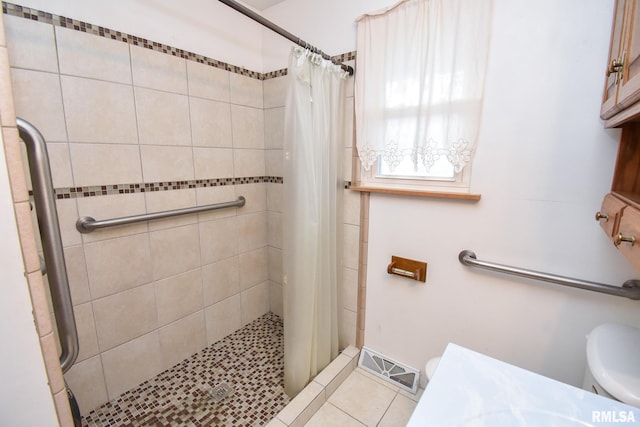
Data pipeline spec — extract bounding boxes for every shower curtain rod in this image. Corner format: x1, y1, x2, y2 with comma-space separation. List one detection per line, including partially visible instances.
218, 0, 354, 75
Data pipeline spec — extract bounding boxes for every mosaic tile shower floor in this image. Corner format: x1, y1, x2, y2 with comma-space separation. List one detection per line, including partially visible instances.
82, 313, 289, 426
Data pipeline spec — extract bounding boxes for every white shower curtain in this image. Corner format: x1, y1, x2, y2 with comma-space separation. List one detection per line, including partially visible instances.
283, 46, 346, 397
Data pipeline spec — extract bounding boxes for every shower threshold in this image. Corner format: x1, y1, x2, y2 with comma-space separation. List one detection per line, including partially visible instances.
82, 312, 288, 426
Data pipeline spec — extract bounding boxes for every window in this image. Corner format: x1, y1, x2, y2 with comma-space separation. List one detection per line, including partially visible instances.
354, 0, 493, 194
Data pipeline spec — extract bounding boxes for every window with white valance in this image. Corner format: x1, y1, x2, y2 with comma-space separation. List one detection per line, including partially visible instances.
355, 0, 493, 192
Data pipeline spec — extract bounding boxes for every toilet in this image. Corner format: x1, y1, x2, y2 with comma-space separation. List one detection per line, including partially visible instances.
583, 323, 640, 408
426, 356, 441, 381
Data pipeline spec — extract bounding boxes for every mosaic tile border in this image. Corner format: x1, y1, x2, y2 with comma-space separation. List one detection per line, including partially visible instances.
51, 176, 283, 199
2, 1, 356, 81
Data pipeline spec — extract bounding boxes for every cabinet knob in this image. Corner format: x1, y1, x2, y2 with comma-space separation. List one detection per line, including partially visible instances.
615, 233, 636, 247
595, 211, 608, 222
607, 57, 624, 78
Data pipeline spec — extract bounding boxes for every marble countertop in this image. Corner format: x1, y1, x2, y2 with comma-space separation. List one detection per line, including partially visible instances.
407, 343, 640, 426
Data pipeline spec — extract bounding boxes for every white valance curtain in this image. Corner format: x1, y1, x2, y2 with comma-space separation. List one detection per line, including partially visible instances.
283, 47, 346, 397
355, 0, 493, 174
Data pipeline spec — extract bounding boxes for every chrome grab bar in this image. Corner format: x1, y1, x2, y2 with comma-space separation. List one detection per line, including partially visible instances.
18, 118, 79, 373
76, 196, 246, 233
458, 250, 640, 300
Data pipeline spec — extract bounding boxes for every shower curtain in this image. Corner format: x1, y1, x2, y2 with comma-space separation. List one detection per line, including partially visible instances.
283, 47, 346, 397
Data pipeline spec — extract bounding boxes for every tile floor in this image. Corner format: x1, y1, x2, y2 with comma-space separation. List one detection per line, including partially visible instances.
304, 368, 421, 427
268, 363, 422, 427
81, 312, 289, 426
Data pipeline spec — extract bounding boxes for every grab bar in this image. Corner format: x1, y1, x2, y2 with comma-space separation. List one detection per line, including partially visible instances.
18, 118, 79, 373
76, 196, 246, 233
458, 250, 640, 300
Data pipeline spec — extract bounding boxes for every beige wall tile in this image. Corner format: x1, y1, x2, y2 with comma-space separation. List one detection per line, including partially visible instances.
61, 76, 137, 144
267, 211, 282, 249
230, 73, 263, 108
140, 145, 194, 182
145, 188, 198, 231
131, 45, 187, 94
266, 182, 283, 213
40, 332, 65, 394
13, 200, 40, 274
195, 185, 237, 222
237, 212, 267, 253
154, 268, 203, 326
265, 149, 283, 178
343, 224, 360, 270
276, 380, 325, 427
239, 247, 268, 291
342, 267, 358, 312
186, 60, 230, 102
263, 75, 287, 109
64, 355, 108, 416
264, 107, 284, 149
76, 193, 147, 243
149, 223, 201, 280
11, 68, 67, 141
4, 15, 58, 72
135, 87, 190, 146
73, 302, 99, 362
101, 331, 163, 399
340, 308, 357, 350
26, 271, 53, 337
199, 216, 238, 264
193, 147, 234, 180
46, 142, 73, 188
234, 183, 266, 214
1, 127, 28, 202
202, 256, 240, 307
268, 247, 282, 284
190, 97, 232, 147
0, 47, 16, 128
205, 294, 241, 345
344, 189, 361, 226
84, 233, 153, 299
69, 143, 143, 187
93, 283, 158, 351
269, 281, 283, 318
56, 198, 82, 247
159, 310, 206, 370
233, 149, 265, 177
55, 26, 131, 84
231, 105, 264, 149
241, 281, 269, 326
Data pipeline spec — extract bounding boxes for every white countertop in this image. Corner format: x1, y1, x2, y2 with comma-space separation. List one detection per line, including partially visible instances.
407, 343, 640, 426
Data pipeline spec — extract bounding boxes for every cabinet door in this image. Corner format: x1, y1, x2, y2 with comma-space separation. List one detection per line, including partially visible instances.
616, 205, 640, 271
601, 0, 629, 119
618, 0, 640, 110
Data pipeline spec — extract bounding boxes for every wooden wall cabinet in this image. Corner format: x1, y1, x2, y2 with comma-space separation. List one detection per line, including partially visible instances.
598, 0, 640, 271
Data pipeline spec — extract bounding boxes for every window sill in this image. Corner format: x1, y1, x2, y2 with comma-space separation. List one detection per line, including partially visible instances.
349, 184, 481, 201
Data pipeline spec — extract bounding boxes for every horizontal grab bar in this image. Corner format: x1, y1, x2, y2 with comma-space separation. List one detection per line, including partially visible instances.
76, 196, 246, 233
458, 250, 640, 300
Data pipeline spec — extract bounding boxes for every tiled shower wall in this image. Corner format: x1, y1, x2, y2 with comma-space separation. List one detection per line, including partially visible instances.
2, 5, 359, 417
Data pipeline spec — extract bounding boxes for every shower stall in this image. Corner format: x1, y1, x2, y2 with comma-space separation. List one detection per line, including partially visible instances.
1, 1, 360, 424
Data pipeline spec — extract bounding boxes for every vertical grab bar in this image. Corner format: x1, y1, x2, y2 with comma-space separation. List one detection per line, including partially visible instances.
18, 118, 78, 373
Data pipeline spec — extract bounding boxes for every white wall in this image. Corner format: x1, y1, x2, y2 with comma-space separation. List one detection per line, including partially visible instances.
365, 0, 640, 387
0, 133, 58, 424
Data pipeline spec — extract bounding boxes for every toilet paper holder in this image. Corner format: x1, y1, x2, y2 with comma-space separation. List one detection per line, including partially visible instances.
387, 256, 427, 282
